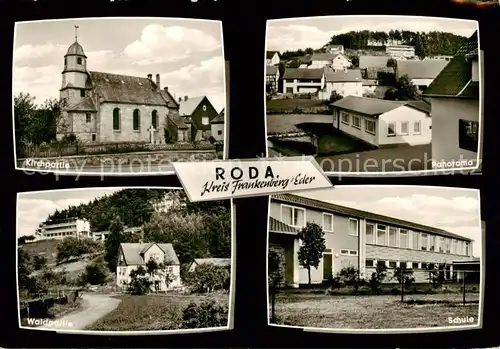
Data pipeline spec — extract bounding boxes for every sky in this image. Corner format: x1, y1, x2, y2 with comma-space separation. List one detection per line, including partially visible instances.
266, 16, 478, 52
299, 186, 482, 258
13, 18, 226, 113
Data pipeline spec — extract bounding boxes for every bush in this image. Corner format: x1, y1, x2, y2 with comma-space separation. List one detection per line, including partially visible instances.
80, 260, 108, 285
357, 286, 372, 295
33, 255, 47, 270
208, 136, 216, 144
181, 299, 228, 329
183, 264, 230, 294
125, 266, 152, 295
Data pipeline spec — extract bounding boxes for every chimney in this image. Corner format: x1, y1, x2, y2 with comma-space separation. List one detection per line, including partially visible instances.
155, 74, 160, 90
178, 97, 182, 103
147, 74, 152, 80
164, 86, 168, 92
184, 95, 188, 101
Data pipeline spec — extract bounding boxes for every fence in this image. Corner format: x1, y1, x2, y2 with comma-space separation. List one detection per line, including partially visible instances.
19, 288, 82, 319
19, 141, 216, 158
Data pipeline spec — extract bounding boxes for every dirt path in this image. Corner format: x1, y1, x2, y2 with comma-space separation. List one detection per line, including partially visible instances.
39, 294, 121, 331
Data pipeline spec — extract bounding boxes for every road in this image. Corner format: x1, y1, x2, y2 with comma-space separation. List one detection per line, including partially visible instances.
39, 294, 121, 331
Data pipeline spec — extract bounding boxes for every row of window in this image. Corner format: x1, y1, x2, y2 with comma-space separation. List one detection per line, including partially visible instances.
366, 259, 452, 271
111, 108, 158, 131
64, 57, 83, 65
340, 111, 423, 136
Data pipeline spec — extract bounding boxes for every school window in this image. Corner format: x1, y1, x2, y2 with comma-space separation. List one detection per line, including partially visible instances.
376, 224, 387, 245
451, 239, 457, 254
352, 115, 361, 129
413, 121, 421, 134
133, 109, 140, 131
86, 113, 91, 123
366, 223, 375, 244
439, 237, 445, 253
77, 57, 82, 65
388, 261, 397, 268
421, 233, 428, 251
387, 122, 396, 136
365, 119, 376, 134
365, 259, 374, 267
465, 242, 470, 256
217, 130, 223, 135
340, 249, 358, 256
281, 205, 305, 228
428, 235, 435, 251
151, 110, 158, 129
113, 108, 120, 130
412, 232, 420, 250
377, 260, 386, 268
202, 117, 209, 125
389, 227, 398, 247
400, 121, 409, 135
399, 229, 408, 248
421, 263, 428, 269
341, 112, 350, 125
400, 262, 407, 269
411, 262, 419, 269
445, 238, 451, 253
80, 89, 85, 97
459, 241, 464, 255
458, 119, 479, 153
348, 218, 358, 236
322, 213, 334, 232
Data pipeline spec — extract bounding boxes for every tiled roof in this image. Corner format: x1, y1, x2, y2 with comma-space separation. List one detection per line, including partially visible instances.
423, 30, 479, 98
332, 96, 405, 116
211, 109, 225, 124
193, 258, 231, 267
397, 59, 449, 79
66, 96, 97, 112
311, 53, 336, 61
179, 96, 206, 116
89, 71, 167, 106
266, 65, 279, 75
325, 67, 362, 82
160, 88, 180, 109
269, 216, 299, 234
267, 51, 279, 59
364, 66, 394, 80
271, 193, 473, 241
120, 242, 180, 266
362, 79, 378, 86
167, 113, 188, 129
359, 55, 390, 69
283, 68, 324, 80
406, 100, 432, 114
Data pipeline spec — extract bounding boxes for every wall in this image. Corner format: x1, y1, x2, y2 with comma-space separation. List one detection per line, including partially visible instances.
336, 109, 378, 146
283, 76, 325, 94
98, 102, 169, 143
211, 123, 225, 142
377, 105, 432, 146
71, 111, 98, 142
430, 98, 480, 167
331, 55, 351, 69
326, 82, 363, 98
310, 60, 331, 68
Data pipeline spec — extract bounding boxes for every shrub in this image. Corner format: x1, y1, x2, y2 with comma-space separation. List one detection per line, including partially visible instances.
208, 136, 216, 144
326, 276, 344, 290
368, 263, 388, 293
80, 260, 108, 285
357, 286, 372, 295
183, 264, 230, 294
181, 299, 228, 329
33, 255, 47, 270
390, 287, 401, 295
125, 266, 152, 295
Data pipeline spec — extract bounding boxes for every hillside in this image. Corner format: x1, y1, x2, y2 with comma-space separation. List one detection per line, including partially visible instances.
20, 239, 60, 265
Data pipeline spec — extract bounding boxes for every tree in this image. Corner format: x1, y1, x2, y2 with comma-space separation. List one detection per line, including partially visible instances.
297, 222, 326, 285
126, 266, 152, 295
33, 255, 47, 271
368, 262, 388, 293
268, 250, 284, 323
392, 265, 415, 302
384, 75, 419, 101
386, 58, 397, 69
18, 248, 33, 291
183, 263, 230, 293
348, 54, 359, 68
204, 211, 232, 258
414, 33, 428, 60
80, 259, 108, 285
104, 217, 125, 271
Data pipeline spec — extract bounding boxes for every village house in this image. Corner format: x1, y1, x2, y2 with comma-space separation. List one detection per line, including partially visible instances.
178, 96, 219, 141
359, 55, 391, 70
116, 242, 181, 292
423, 31, 481, 169
309, 53, 351, 69
92, 226, 142, 242
266, 65, 280, 94
166, 113, 190, 142
210, 109, 225, 142
331, 96, 432, 147
56, 30, 181, 144
361, 79, 390, 99
266, 51, 281, 66
282, 68, 325, 95
425, 55, 453, 62
37, 218, 90, 240
269, 193, 477, 287
187, 258, 231, 272
386, 44, 415, 58
396, 59, 450, 90
318, 67, 363, 100
325, 44, 344, 54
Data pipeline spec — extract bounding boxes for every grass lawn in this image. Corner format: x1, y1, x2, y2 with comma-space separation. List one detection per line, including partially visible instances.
267, 99, 326, 113
267, 114, 332, 134
272, 293, 479, 329
20, 298, 84, 327
86, 294, 229, 331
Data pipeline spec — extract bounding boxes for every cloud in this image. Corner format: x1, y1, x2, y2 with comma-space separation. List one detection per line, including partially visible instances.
267, 24, 333, 51
124, 24, 221, 65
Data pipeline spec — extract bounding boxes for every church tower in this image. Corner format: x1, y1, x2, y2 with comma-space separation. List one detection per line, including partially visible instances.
60, 25, 90, 108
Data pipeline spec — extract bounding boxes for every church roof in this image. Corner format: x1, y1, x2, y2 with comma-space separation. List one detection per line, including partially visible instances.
65, 41, 87, 58
89, 71, 168, 106
178, 96, 207, 116
160, 88, 180, 109
66, 96, 97, 112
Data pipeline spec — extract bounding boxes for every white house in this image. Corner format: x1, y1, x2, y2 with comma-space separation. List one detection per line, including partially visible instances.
188, 258, 231, 272
309, 53, 351, 69
116, 242, 181, 292
396, 59, 449, 90
210, 109, 225, 142
282, 68, 325, 94
319, 67, 363, 100
92, 226, 142, 242
266, 65, 280, 94
37, 218, 91, 240
331, 96, 432, 147
325, 44, 344, 54
266, 51, 280, 66
423, 31, 481, 169
386, 45, 415, 58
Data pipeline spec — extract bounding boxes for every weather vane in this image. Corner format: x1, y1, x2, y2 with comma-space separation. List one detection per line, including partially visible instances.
75, 25, 79, 41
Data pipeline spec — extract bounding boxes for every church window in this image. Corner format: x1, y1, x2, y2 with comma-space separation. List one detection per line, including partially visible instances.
64, 58, 67, 65
151, 110, 158, 129
113, 108, 120, 131
133, 109, 141, 131
77, 57, 82, 65
86, 113, 91, 123
80, 89, 85, 97
92, 134, 96, 141
202, 105, 207, 111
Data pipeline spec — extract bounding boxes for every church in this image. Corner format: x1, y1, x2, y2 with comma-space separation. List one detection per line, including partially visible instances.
57, 27, 188, 144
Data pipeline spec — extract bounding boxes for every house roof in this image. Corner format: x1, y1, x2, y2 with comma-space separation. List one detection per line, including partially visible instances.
364, 66, 395, 80
362, 79, 378, 86
66, 96, 97, 112
396, 59, 449, 79
211, 109, 225, 124
271, 193, 473, 241
193, 258, 231, 267
283, 68, 324, 80
269, 216, 299, 234
168, 113, 189, 129
311, 53, 336, 61
66, 41, 86, 57
359, 55, 390, 69
325, 67, 362, 82
332, 96, 406, 116
119, 242, 180, 266
267, 51, 279, 59
178, 96, 207, 116
266, 65, 279, 75
406, 99, 432, 114
160, 88, 180, 109
89, 71, 167, 106
327, 44, 343, 50
423, 31, 479, 98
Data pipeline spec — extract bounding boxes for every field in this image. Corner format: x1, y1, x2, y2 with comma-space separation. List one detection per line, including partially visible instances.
266, 99, 327, 114
86, 293, 230, 331
272, 292, 480, 329
266, 114, 332, 134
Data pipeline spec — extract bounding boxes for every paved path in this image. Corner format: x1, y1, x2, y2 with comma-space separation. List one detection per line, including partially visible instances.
39, 294, 121, 331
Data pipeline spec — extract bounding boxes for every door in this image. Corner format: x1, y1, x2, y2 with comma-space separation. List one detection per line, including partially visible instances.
323, 253, 333, 280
